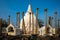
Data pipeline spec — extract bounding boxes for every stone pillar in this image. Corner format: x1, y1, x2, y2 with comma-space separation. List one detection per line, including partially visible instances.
58, 19, 60, 28
29, 12, 31, 34
44, 8, 47, 34
0, 18, 2, 36
8, 15, 10, 25
22, 12, 26, 34
51, 17, 53, 27
16, 12, 20, 28
47, 16, 52, 34
32, 13, 34, 34
48, 16, 52, 26
54, 11, 57, 35
36, 8, 39, 34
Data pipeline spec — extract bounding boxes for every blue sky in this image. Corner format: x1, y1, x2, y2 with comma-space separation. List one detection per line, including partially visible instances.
0, 0, 60, 25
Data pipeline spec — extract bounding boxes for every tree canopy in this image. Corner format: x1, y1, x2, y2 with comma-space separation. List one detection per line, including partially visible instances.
38, 19, 44, 28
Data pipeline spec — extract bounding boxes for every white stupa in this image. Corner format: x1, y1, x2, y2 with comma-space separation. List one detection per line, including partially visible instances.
20, 4, 39, 34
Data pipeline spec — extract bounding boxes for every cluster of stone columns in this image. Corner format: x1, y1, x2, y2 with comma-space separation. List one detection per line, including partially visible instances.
7, 8, 59, 36
8, 12, 20, 28
44, 8, 59, 35
21, 8, 59, 36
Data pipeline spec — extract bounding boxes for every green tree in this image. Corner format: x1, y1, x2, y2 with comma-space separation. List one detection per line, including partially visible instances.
2, 19, 8, 27
38, 19, 44, 28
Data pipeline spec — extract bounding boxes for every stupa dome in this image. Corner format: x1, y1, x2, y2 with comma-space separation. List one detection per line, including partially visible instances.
20, 4, 39, 33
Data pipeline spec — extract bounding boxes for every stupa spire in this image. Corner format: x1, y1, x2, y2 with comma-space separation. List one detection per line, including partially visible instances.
27, 4, 32, 12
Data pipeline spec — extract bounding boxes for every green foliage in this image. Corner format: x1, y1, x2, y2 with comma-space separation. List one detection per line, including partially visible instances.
38, 19, 44, 28
1, 19, 8, 27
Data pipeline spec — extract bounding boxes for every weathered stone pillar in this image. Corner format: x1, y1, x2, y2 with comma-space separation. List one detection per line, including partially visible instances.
16, 12, 20, 28
0, 18, 2, 36
32, 12, 34, 34
29, 12, 31, 34
8, 15, 10, 25
51, 17, 53, 27
54, 11, 57, 35
44, 8, 47, 34
35, 8, 39, 34
58, 19, 60, 28
22, 12, 26, 34
48, 16, 52, 26
47, 16, 52, 34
